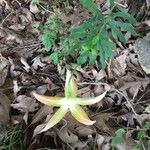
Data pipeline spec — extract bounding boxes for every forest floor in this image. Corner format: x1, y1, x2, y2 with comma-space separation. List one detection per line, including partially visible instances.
0, 0, 150, 150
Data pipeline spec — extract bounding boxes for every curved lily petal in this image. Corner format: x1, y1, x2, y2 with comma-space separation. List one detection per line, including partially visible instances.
70, 105, 95, 125
65, 70, 78, 98
41, 106, 68, 132
32, 92, 63, 107
74, 91, 107, 105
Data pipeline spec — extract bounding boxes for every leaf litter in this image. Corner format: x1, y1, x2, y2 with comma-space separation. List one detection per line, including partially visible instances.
0, 0, 150, 149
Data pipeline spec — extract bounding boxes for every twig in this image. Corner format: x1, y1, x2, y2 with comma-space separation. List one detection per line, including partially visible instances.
113, 89, 138, 118
0, 12, 14, 26
38, 4, 55, 14
114, 2, 127, 8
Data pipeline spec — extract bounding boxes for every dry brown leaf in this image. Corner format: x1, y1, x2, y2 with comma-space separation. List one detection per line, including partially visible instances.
137, 114, 150, 124
78, 86, 91, 97
56, 127, 78, 144
118, 112, 137, 126
11, 95, 38, 113
8, 57, 21, 77
31, 56, 46, 70
0, 27, 23, 44
21, 57, 31, 72
32, 124, 46, 138
75, 126, 95, 137
31, 105, 53, 125
21, 8, 34, 24
93, 113, 114, 135
0, 92, 10, 132
36, 84, 49, 95
0, 0, 12, 10
97, 134, 105, 149
29, 3, 39, 14
134, 34, 150, 74
97, 134, 111, 150
9, 24, 25, 31
101, 136, 111, 150
13, 80, 22, 96
70, 141, 88, 150
0, 54, 9, 86
111, 52, 127, 77
11, 95, 38, 124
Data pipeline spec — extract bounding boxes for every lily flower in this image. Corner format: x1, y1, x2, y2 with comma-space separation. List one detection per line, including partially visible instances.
32, 70, 107, 132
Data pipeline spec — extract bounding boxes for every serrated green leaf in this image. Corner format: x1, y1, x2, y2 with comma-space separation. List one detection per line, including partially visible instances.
70, 17, 98, 40
82, 44, 90, 52
89, 52, 96, 65
112, 11, 136, 25
92, 36, 99, 45
79, 0, 103, 18
117, 6, 137, 25
72, 17, 97, 32
108, 0, 115, 8
97, 39, 114, 69
77, 54, 88, 65
105, 41, 115, 58
110, 22, 126, 44
82, 29, 99, 44
97, 41, 105, 69
113, 21, 137, 36
97, 26, 115, 69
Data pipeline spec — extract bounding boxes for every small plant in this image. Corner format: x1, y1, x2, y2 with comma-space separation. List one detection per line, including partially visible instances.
32, 0, 137, 69
32, 69, 107, 132
132, 122, 150, 150
111, 128, 126, 149
69, 0, 137, 68
0, 125, 25, 150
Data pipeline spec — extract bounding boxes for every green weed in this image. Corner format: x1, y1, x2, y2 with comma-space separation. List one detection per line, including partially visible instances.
111, 122, 150, 150
132, 122, 150, 150
0, 125, 25, 150
111, 128, 126, 149
32, 0, 137, 68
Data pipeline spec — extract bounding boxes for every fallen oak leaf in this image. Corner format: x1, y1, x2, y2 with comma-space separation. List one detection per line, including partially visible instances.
31, 105, 53, 125
0, 54, 9, 86
55, 126, 78, 144
32, 70, 107, 132
0, 92, 10, 132
11, 95, 38, 124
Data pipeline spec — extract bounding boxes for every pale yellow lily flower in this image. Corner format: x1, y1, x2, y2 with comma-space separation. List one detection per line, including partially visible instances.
32, 70, 107, 132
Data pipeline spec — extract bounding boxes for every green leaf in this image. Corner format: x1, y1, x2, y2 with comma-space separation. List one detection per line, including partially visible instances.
112, 20, 137, 36
97, 26, 115, 69
42, 32, 53, 51
110, 22, 126, 44
79, 28, 99, 46
79, 0, 103, 18
112, 11, 136, 25
49, 52, 59, 64
108, 0, 115, 8
111, 128, 125, 147
70, 17, 98, 40
117, 6, 137, 25
77, 54, 88, 65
